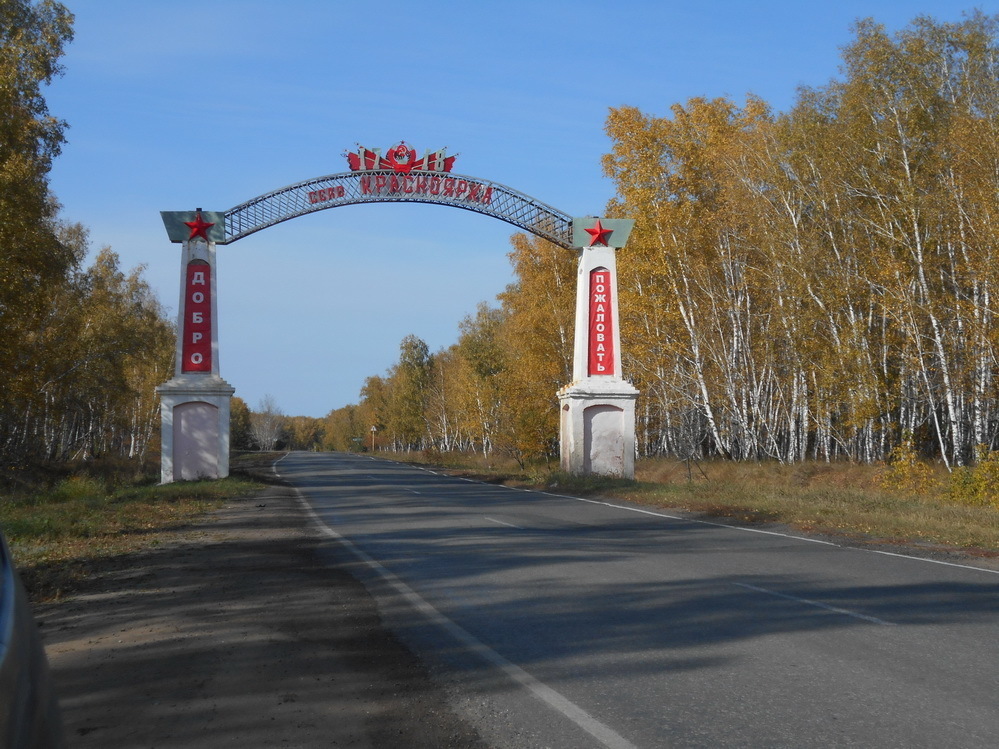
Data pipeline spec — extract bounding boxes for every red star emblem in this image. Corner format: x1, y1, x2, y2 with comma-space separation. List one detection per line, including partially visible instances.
184, 212, 215, 241
585, 219, 613, 247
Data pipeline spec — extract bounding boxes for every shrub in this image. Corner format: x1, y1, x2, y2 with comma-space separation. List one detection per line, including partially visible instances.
47, 476, 106, 503
948, 445, 999, 509
880, 434, 939, 494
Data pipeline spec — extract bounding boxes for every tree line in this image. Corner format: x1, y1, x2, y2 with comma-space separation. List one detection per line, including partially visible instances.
10, 4, 995, 471
309, 231, 573, 466
606, 11, 999, 467
237, 231, 574, 465
1, 1, 173, 468
317, 12, 999, 469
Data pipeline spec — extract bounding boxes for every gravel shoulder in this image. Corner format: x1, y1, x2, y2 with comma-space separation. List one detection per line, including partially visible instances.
34, 484, 490, 748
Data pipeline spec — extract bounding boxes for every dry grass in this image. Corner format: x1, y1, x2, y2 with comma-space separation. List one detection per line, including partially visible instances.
1, 471, 264, 601
13, 448, 990, 605
409, 452, 999, 554
624, 458, 997, 552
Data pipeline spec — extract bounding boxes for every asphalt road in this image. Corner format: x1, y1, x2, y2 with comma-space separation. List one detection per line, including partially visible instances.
275, 451, 999, 749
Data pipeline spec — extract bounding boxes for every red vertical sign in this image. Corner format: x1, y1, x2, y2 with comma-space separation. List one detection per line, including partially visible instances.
182, 263, 211, 372
588, 268, 615, 376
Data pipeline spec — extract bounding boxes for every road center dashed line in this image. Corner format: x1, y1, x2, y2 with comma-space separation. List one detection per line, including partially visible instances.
733, 582, 896, 626
484, 516, 524, 530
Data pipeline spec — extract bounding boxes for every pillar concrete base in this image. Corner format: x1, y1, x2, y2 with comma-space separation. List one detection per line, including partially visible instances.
157, 374, 235, 484
558, 378, 639, 479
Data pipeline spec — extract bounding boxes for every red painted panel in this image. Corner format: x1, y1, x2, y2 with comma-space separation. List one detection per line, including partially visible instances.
182, 263, 212, 372
588, 268, 615, 376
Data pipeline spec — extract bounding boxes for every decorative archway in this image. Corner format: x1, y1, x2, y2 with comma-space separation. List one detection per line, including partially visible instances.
157, 142, 637, 482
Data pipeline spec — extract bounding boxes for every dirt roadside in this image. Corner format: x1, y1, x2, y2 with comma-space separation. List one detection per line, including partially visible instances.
34, 484, 491, 748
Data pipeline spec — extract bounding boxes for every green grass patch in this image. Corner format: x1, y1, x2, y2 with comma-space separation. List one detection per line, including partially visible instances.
1, 473, 263, 601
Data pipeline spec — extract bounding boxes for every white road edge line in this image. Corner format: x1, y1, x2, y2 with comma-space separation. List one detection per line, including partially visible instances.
276, 482, 637, 748
732, 582, 896, 626
276, 452, 999, 576
539, 494, 999, 576
546, 493, 835, 545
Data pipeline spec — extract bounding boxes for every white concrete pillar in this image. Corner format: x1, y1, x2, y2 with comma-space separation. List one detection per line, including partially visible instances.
157, 212, 234, 483
558, 218, 639, 479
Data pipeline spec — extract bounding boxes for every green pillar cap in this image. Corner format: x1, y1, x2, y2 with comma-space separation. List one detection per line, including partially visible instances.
571, 218, 635, 248
160, 211, 227, 243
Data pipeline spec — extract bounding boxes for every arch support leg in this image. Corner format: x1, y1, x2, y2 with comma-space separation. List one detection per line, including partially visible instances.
558, 217, 639, 479
559, 382, 638, 479
157, 228, 234, 483
158, 377, 235, 483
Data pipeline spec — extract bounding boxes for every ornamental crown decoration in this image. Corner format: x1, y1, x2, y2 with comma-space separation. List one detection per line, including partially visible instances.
345, 141, 458, 174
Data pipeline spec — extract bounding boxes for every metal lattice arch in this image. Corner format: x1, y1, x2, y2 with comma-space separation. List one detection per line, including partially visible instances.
220, 170, 574, 248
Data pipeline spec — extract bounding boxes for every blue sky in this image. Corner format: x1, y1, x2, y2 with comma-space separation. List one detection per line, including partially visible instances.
46, 0, 988, 417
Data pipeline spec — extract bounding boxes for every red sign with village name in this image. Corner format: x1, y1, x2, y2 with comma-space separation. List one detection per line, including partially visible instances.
357, 173, 493, 205
182, 263, 212, 372
588, 268, 615, 376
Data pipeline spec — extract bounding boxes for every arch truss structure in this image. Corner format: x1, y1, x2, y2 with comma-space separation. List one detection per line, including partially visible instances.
157, 141, 637, 484
220, 170, 573, 248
